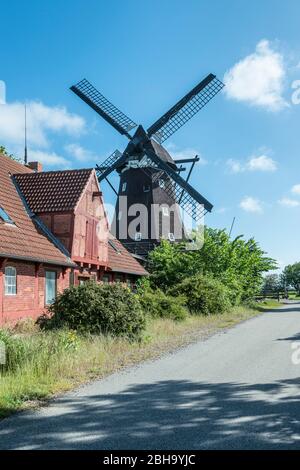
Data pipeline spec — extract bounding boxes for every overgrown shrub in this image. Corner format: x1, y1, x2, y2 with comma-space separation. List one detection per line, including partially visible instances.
41, 282, 145, 341
169, 274, 232, 315
138, 289, 188, 321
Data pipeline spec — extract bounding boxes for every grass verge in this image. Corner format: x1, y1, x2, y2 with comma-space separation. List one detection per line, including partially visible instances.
0, 305, 265, 419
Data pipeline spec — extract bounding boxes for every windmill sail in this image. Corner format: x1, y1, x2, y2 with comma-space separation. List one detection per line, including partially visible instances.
147, 74, 224, 143
70, 79, 137, 138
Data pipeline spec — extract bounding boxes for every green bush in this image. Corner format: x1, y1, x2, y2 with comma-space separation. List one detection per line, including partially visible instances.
42, 282, 146, 341
138, 289, 188, 321
169, 274, 232, 315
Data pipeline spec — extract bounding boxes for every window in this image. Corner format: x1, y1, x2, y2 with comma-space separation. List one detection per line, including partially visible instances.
102, 274, 110, 283
162, 206, 169, 216
135, 232, 142, 241
0, 207, 14, 225
115, 274, 123, 283
159, 179, 165, 188
122, 182, 127, 192
45, 271, 56, 305
143, 184, 150, 193
5, 267, 17, 295
168, 232, 175, 242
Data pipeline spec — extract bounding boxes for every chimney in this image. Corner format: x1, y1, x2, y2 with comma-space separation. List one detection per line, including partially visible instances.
27, 161, 43, 172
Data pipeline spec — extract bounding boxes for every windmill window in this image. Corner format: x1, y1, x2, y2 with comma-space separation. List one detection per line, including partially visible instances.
168, 232, 175, 242
122, 182, 127, 192
162, 207, 169, 216
143, 184, 150, 193
4, 266, 17, 295
159, 179, 165, 188
0, 206, 14, 225
135, 232, 142, 241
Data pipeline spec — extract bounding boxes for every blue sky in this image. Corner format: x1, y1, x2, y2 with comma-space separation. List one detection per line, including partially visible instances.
0, 0, 300, 269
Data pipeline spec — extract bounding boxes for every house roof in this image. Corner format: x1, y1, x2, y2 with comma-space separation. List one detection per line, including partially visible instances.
0, 154, 75, 267
14, 168, 93, 213
108, 237, 148, 276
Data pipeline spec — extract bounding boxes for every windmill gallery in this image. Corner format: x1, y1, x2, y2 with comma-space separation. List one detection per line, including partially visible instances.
0, 72, 223, 325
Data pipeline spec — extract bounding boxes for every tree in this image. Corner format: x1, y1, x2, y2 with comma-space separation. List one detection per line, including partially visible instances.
147, 227, 277, 301
0, 146, 22, 162
261, 274, 280, 293
282, 263, 300, 294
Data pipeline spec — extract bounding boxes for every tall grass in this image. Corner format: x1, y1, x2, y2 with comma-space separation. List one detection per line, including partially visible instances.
0, 305, 261, 418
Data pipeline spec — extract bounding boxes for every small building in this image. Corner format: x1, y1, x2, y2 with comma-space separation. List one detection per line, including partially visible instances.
0, 153, 147, 325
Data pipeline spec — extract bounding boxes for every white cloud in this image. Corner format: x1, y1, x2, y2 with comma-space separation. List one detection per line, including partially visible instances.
240, 196, 263, 213
0, 81, 6, 104
224, 40, 287, 111
166, 143, 207, 165
247, 155, 277, 171
65, 143, 98, 163
29, 149, 70, 168
0, 100, 85, 149
227, 154, 277, 173
278, 197, 300, 208
226, 159, 243, 174
291, 184, 300, 195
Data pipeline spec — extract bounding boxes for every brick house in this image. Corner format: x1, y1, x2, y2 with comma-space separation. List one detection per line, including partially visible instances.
0, 153, 147, 325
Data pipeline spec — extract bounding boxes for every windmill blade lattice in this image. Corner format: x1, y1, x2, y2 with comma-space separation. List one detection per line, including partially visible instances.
96, 149, 125, 182
148, 75, 224, 143
70, 79, 137, 138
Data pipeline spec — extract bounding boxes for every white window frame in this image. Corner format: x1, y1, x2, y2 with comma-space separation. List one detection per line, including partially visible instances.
135, 232, 142, 241
168, 232, 175, 242
162, 206, 169, 216
45, 270, 57, 305
4, 266, 17, 295
122, 182, 127, 192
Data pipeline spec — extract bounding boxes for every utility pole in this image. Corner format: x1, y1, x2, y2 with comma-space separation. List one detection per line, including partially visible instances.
229, 216, 236, 238
24, 104, 28, 165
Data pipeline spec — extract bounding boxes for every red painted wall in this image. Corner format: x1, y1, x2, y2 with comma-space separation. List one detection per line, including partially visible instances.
0, 260, 69, 325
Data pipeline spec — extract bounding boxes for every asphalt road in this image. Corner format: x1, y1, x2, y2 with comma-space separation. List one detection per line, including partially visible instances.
0, 302, 300, 450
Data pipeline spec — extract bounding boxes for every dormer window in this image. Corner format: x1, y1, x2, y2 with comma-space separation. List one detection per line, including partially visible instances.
0, 206, 14, 225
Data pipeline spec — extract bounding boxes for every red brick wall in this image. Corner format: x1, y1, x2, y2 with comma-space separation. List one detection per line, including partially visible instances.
0, 259, 70, 326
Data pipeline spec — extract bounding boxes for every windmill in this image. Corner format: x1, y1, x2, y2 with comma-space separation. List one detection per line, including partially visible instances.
70, 73, 224, 256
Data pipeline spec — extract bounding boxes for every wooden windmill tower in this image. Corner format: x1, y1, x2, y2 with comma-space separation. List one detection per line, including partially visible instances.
70, 74, 224, 255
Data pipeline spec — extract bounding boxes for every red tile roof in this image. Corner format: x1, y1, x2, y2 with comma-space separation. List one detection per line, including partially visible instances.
14, 169, 93, 213
108, 237, 148, 276
0, 154, 75, 266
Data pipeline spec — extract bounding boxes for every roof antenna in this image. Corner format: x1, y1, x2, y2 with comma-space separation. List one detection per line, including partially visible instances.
229, 216, 236, 238
24, 104, 28, 165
